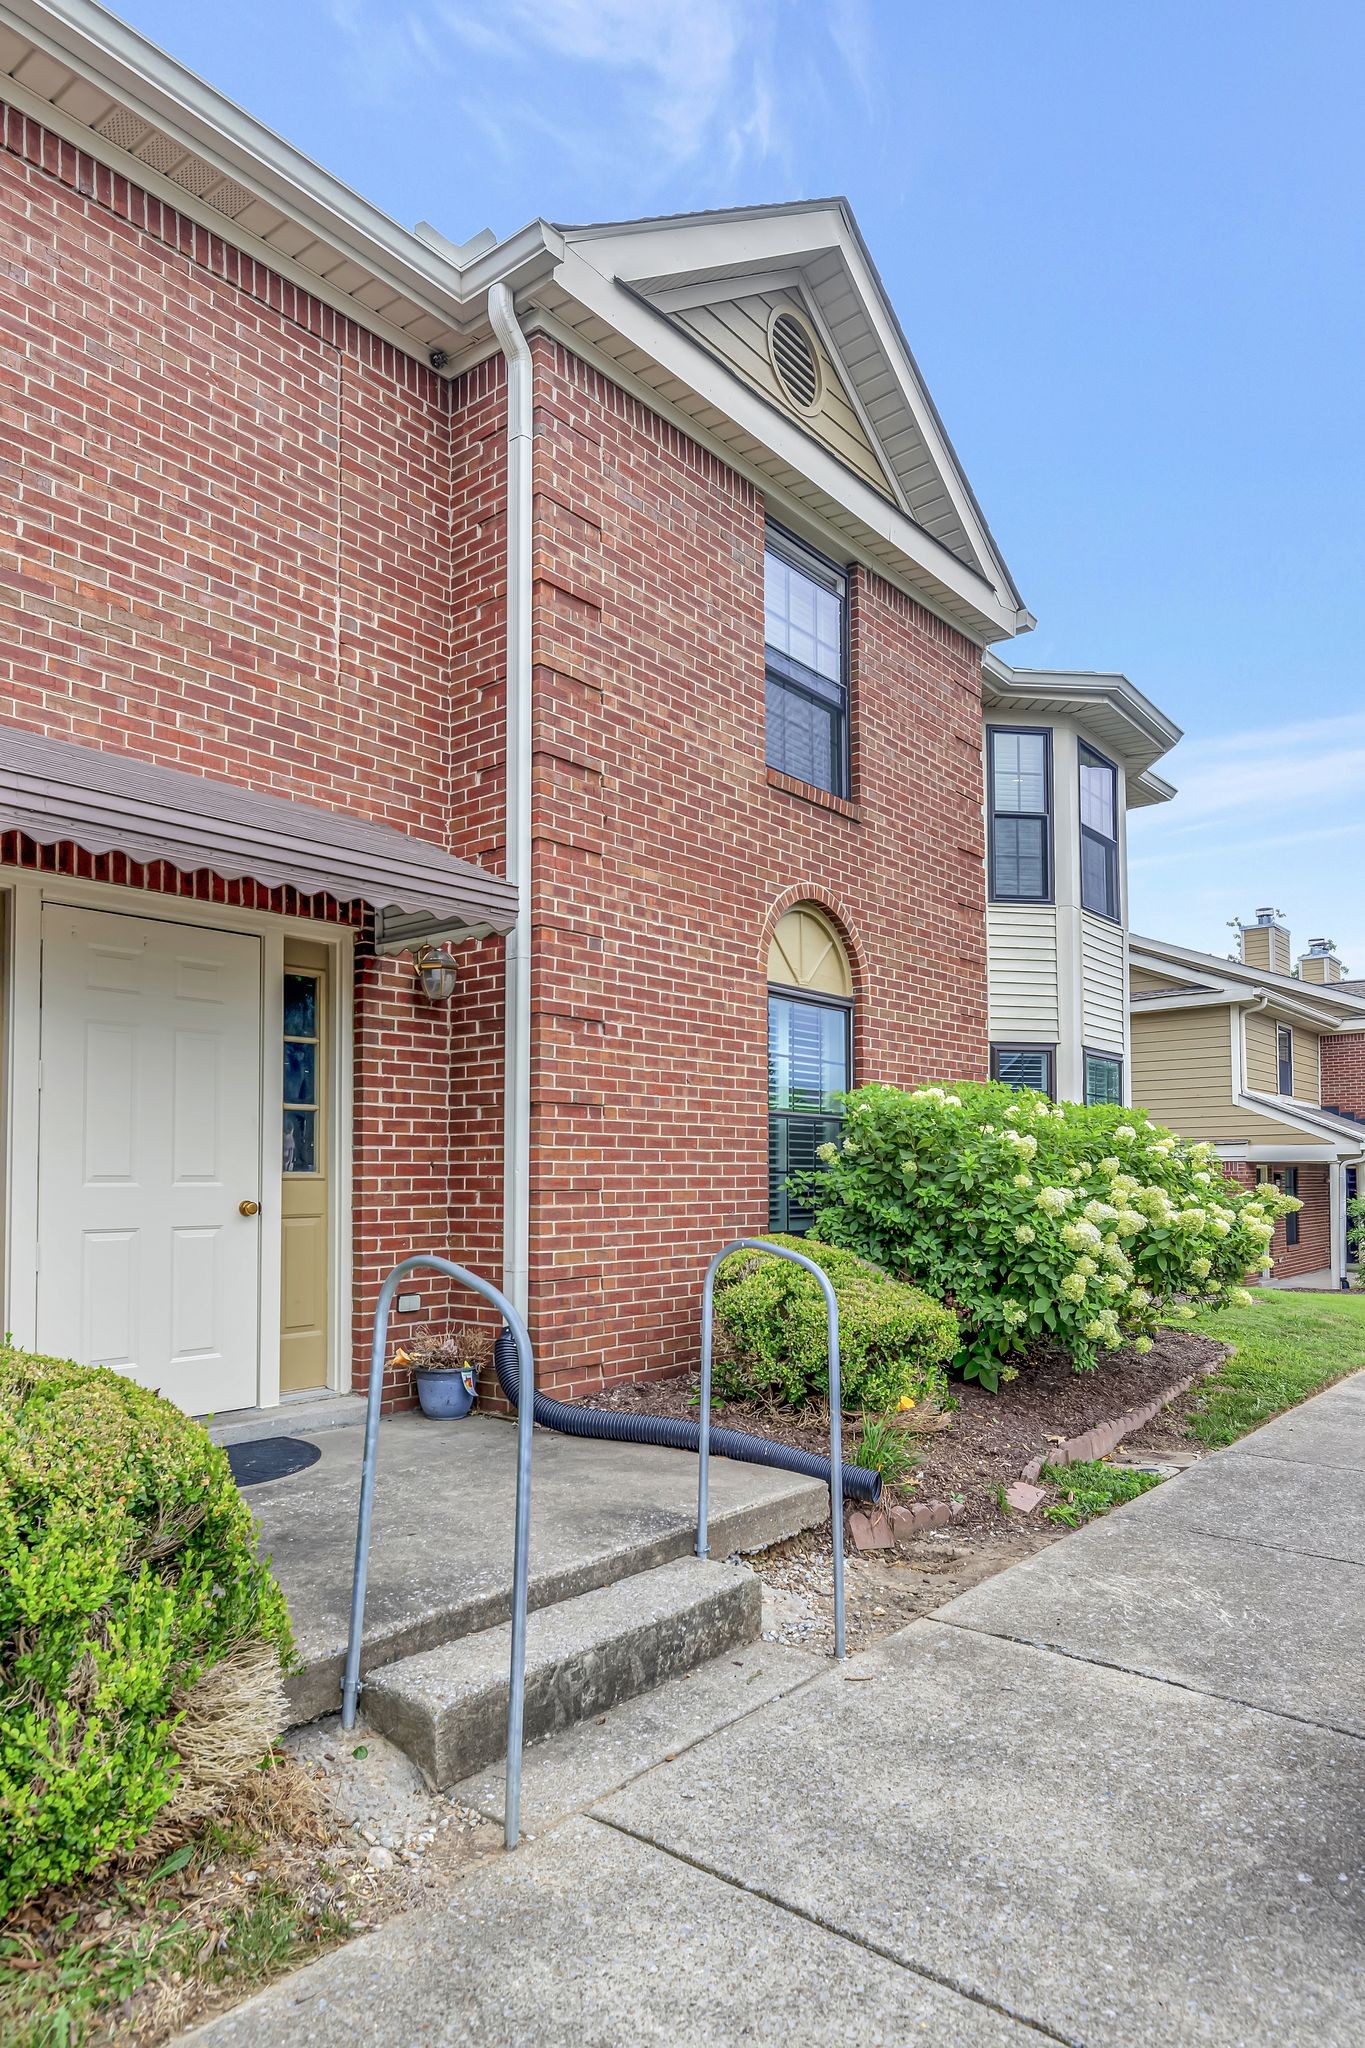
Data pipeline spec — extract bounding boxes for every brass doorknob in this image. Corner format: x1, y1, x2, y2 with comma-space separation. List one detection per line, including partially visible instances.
238, 1199, 260, 1217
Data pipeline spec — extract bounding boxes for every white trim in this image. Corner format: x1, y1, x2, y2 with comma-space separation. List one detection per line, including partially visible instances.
550, 247, 1021, 640
0, 869, 355, 1406
1215, 1142, 1346, 1162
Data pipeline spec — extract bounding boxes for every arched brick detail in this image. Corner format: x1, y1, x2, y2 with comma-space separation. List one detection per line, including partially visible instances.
760, 885, 873, 1009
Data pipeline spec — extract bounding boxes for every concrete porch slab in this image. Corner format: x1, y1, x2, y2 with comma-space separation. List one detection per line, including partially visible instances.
933, 1499, 1365, 1732
248, 1414, 828, 1723
598, 1621, 1365, 2048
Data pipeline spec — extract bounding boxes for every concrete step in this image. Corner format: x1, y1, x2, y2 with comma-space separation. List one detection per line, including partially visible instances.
360, 1556, 761, 1789
262, 1416, 828, 1724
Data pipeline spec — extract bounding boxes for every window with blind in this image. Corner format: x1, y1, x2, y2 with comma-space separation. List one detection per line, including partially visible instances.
765, 527, 849, 798
988, 727, 1051, 901
1084, 1050, 1123, 1107
768, 991, 851, 1231
1079, 744, 1120, 921
991, 1043, 1054, 1097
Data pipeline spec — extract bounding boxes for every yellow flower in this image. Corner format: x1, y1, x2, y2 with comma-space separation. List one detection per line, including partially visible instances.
898, 1395, 917, 1411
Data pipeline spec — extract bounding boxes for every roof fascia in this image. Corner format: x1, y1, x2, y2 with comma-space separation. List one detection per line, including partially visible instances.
1237, 1094, 1365, 1158
546, 250, 1022, 640
559, 205, 1026, 617
2, 0, 561, 329
983, 655, 1182, 757
1130, 932, 1365, 1023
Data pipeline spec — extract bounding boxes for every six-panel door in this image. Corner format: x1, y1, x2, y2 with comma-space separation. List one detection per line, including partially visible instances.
36, 905, 263, 1414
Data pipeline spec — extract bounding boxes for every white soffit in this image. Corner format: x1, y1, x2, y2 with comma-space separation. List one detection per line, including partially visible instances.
0, 0, 557, 361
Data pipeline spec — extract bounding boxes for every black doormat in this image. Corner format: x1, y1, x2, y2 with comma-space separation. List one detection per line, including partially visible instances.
227, 1436, 322, 1488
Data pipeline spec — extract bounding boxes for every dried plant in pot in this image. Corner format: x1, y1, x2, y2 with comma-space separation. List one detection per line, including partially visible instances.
395, 1324, 493, 1419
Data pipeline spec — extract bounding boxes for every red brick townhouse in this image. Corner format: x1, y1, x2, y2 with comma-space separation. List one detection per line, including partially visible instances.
0, 1, 1039, 1416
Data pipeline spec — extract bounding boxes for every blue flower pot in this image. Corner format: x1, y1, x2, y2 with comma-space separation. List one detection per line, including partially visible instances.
414, 1366, 477, 1419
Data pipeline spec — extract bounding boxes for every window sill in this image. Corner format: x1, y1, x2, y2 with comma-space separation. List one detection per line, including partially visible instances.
766, 767, 861, 820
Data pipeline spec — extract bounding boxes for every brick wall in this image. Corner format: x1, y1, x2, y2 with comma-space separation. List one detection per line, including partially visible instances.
0, 108, 996, 1406
1223, 1159, 1332, 1282
1322, 1031, 1365, 1122
0, 108, 492, 1400
522, 338, 988, 1393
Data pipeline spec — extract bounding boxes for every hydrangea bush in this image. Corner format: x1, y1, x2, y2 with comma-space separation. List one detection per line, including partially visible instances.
801, 1081, 1298, 1389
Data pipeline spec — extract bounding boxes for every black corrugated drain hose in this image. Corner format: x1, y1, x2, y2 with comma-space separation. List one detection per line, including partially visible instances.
493, 1331, 882, 1506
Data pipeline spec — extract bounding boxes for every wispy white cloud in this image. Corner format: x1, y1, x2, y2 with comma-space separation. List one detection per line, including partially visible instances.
1129, 708, 1365, 970
330, 0, 868, 196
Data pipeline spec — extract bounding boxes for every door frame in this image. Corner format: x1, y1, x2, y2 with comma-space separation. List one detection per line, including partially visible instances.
0, 873, 354, 1409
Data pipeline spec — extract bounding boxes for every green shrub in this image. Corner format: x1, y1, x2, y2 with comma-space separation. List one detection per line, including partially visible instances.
711, 1234, 958, 1411
799, 1081, 1298, 1388
0, 1346, 293, 1915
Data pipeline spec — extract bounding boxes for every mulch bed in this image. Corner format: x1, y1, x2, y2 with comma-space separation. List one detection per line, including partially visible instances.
577, 1328, 1229, 1535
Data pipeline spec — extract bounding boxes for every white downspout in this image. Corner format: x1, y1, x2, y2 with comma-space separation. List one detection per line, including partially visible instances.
489, 282, 533, 1320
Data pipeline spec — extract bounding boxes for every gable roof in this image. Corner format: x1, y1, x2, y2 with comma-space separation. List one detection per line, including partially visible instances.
1130, 933, 1365, 1028
546, 203, 1029, 641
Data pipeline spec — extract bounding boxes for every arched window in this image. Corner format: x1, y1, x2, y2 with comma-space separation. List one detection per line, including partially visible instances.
767, 906, 853, 1232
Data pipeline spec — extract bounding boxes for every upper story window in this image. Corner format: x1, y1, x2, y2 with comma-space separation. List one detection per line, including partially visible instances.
764, 527, 848, 798
1277, 1023, 1294, 1095
987, 727, 1051, 902
1079, 744, 1120, 921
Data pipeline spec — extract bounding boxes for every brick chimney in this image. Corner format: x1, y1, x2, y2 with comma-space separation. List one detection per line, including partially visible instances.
1240, 907, 1291, 976
1299, 937, 1346, 984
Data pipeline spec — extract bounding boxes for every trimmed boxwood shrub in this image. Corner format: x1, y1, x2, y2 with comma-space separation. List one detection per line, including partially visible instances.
799, 1080, 1298, 1387
0, 1345, 293, 1914
711, 1234, 958, 1411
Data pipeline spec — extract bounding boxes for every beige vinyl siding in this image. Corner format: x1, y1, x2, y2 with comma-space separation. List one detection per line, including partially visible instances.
1244, 1012, 1323, 1103
1131, 1006, 1331, 1147
1080, 911, 1125, 1053
1130, 965, 1178, 995
674, 288, 895, 501
987, 903, 1060, 1042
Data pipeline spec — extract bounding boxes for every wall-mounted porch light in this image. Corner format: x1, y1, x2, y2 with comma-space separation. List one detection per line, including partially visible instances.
413, 943, 459, 1002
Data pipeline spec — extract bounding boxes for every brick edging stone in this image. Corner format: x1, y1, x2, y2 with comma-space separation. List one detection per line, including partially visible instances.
1017, 1349, 1231, 1483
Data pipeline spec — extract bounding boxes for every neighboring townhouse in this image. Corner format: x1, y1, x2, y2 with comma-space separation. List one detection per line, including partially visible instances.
1129, 912, 1365, 1285
982, 656, 1180, 1106
1, 2, 1050, 1414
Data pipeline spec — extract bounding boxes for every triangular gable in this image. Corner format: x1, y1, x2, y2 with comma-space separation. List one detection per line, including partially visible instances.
656, 277, 899, 508
561, 202, 1021, 605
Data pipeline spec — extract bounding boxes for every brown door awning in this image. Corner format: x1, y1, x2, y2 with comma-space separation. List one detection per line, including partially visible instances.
0, 726, 516, 947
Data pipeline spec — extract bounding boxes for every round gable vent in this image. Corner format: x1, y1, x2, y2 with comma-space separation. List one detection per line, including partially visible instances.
768, 308, 822, 413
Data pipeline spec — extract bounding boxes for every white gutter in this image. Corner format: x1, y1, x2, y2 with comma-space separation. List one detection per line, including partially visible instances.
488, 282, 533, 1320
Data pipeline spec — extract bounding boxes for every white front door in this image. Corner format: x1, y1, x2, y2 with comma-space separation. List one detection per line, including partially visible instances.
36, 905, 263, 1414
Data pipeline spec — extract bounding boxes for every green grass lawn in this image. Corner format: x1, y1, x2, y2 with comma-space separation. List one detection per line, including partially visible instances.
1171, 1289, 1365, 1448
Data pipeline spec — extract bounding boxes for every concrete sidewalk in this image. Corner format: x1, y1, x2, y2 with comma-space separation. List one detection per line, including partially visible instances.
189, 1375, 1365, 2047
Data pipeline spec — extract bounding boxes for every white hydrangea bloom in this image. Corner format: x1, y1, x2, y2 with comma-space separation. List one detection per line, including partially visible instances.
1060, 1272, 1088, 1302
1062, 1220, 1104, 1252
1035, 1186, 1072, 1215
1128, 1286, 1151, 1310
1083, 1200, 1120, 1226
1014, 1223, 1036, 1244
1114, 1125, 1137, 1142
1013, 1172, 1034, 1191
1189, 1256, 1211, 1279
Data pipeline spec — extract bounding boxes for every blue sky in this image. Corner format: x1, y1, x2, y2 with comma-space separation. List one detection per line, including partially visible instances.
117, 0, 1365, 973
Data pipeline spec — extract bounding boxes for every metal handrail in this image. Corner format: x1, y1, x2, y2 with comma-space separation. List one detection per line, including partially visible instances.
696, 1238, 846, 1659
340, 1255, 535, 1849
